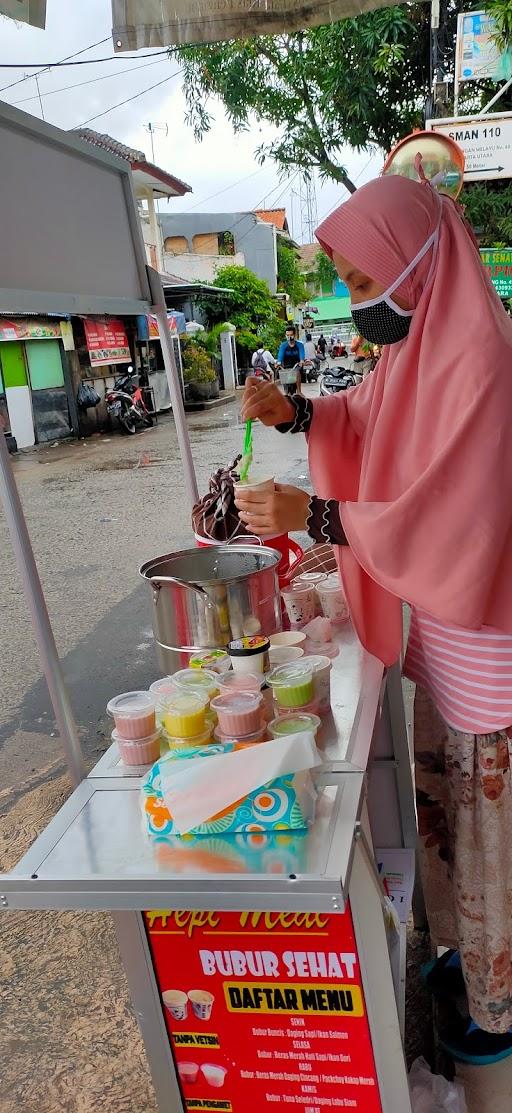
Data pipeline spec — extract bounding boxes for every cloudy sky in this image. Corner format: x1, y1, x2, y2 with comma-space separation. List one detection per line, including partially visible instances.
0, 0, 382, 240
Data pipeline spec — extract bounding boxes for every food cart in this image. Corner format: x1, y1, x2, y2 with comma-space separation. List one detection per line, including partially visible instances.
0, 99, 417, 1113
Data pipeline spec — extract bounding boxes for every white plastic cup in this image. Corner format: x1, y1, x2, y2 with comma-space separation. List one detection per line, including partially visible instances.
162, 990, 189, 1020
268, 645, 304, 667
303, 654, 333, 713
201, 1064, 227, 1089
233, 477, 275, 538
269, 631, 307, 649
188, 989, 214, 1020
317, 576, 349, 624
281, 584, 316, 627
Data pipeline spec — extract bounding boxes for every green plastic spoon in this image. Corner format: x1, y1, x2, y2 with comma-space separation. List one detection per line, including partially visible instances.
239, 418, 253, 483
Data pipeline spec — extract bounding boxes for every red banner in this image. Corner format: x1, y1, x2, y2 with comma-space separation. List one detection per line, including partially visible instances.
0, 318, 62, 341
83, 317, 130, 366
145, 908, 382, 1113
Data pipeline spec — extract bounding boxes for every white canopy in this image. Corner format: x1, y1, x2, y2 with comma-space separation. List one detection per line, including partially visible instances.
111, 0, 407, 49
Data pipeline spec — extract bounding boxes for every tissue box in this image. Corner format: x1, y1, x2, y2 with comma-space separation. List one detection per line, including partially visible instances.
141, 750, 315, 838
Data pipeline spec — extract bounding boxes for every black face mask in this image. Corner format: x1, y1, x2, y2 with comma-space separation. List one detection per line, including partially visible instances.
351, 300, 412, 346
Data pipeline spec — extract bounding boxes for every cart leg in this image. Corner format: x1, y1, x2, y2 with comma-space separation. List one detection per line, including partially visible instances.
112, 911, 184, 1113
0, 427, 85, 786
350, 839, 413, 1113
147, 266, 199, 507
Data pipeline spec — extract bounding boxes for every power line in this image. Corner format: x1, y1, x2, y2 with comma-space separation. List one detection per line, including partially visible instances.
11, 57, 168, 106
76, 69, 183, 128
186, 167, 265, 211
0, 47, 173, 73
315, 151, 380, 225
0, 36, 110, 93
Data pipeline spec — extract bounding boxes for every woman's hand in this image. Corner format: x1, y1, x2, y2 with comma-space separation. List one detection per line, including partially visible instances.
241, 377, 295, 427
235, 483, 310, 537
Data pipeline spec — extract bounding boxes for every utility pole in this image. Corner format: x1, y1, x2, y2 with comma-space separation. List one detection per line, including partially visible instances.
299, 174, 318, 244
144, 121, 168, 165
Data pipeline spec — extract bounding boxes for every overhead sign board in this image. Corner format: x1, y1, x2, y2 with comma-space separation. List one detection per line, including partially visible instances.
427, 113, 512, 181
0, 0, 46, 28
480, 249, 512, 300
456, 11, 512, 83
0, 100, 152, 317
112, 0, 406, 48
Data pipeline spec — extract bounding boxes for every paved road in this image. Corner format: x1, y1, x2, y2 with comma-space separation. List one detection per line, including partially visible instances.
0, 393, 315, 1113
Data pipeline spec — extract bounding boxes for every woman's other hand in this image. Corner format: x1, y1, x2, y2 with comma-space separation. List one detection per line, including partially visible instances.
235, 483, 310, 537
241, 377, 295, 427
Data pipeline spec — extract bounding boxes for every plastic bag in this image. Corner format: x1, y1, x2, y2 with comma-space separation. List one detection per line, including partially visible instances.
409, 1058, 468, 1113
77, 381, 101, 409
192, 455, 251, 544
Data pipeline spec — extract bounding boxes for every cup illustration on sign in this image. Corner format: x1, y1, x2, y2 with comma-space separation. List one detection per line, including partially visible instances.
188, 989, 215, 1020
178, 1062, 199, 1085
201, 1063, 227, 1088
162, 989, 188, 1020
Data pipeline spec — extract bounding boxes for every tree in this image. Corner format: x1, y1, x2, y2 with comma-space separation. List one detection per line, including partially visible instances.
277, 240, 308, 305
171, 4, 509, 193
314, 251, 338, 295
195, 264, 284, 360
462, 182, 512, 246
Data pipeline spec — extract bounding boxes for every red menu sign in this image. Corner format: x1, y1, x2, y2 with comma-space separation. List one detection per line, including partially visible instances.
145, 908, 382, 1113
84, 317, 131, 366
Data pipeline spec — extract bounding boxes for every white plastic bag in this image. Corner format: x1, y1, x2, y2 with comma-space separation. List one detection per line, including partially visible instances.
409, 1057, 468, 1113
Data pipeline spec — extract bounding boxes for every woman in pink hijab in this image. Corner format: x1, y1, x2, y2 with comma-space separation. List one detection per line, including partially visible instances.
236, 174, 512, 1064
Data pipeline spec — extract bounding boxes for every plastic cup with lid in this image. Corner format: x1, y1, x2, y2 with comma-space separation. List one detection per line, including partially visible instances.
267, 661, 315, 709
107, 691, 156, 740
211, 691, 263, 737
316, 576, 349, 624
228, 635, 270, 675
268, 645, 304, 668
188, 649, 231, 674
268, 711, 321, 739
112, 727, 161, 766
172, 668, 220, 700
281, 583, 316, 627
161, 692, 208, 739
218, 671, 264, 694
302, 654, 333, 713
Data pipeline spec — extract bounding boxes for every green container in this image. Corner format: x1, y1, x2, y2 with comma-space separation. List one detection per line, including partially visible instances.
268, 662, 314, 709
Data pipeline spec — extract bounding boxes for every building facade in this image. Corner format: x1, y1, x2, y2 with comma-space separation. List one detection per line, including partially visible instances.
160, 211, 278, 293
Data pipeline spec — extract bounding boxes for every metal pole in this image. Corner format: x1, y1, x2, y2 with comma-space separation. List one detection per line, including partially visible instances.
146, 266, 199, 506
0, 430, 86, 786
481, 77, 512, 114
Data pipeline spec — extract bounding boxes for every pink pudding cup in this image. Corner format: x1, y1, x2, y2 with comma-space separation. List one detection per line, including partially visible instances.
107, 691, 156, 740
210, 691, 263, 737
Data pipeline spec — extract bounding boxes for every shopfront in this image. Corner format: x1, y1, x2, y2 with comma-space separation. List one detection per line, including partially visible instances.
0, 317, 72, 447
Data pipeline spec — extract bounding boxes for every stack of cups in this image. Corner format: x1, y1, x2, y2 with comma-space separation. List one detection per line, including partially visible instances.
160, 691, 212, 753
316, 574, 349, 625
211, 690, 266, 745
107, 691, 160, 765
267, 661, 319, 716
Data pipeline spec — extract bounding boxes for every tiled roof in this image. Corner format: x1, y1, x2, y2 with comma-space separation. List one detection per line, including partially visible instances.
74, 129, 146, 162
297, 243, 320, 271
74, 128, 192, 193
254, 208, 288, 231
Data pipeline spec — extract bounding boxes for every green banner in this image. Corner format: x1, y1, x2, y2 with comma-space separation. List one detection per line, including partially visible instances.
480, 249, 512, 299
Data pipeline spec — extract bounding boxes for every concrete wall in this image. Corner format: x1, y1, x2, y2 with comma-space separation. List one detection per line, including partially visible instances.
159, 211, 277, 293
163, 251, 245, 283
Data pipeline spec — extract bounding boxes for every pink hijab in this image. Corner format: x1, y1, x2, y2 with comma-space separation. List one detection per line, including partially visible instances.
311, 175, 512, 665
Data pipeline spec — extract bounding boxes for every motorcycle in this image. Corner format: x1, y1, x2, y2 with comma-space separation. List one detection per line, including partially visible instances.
105, 367, 154, 435
319, 365, 363, 396
302, 357, 320, 383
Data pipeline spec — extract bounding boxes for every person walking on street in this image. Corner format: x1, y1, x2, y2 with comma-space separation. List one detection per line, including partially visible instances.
317, 333, 327, 358
236, 173, 512, 1066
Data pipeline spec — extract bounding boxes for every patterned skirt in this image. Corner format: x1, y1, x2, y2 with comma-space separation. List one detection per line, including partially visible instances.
415, 685, 512, 1033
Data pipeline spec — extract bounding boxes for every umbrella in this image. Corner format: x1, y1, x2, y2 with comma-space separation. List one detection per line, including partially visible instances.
111, 0, 405, 48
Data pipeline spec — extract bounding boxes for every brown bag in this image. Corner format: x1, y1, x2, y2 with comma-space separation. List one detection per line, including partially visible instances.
192, 456, 252, 544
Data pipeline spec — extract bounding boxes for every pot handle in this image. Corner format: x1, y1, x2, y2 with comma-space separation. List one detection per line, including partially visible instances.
150, 574, 216, 608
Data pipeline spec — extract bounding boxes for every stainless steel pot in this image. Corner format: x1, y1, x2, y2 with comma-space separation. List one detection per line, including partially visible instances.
140, 544, 283, 674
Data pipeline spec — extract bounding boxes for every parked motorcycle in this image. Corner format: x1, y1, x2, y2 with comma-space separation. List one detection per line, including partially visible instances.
303, 357, 320, 383
105, 367, 154, 434
319, 366, 362, 396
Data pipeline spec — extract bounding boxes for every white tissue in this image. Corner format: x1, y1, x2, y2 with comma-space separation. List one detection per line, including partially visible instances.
160, 733, 320, 834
